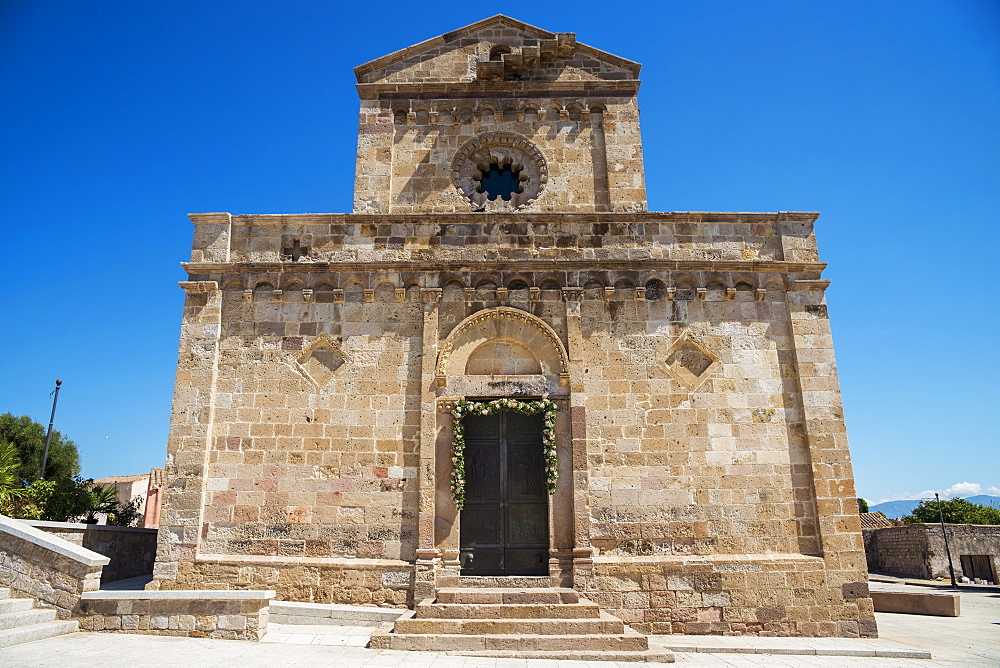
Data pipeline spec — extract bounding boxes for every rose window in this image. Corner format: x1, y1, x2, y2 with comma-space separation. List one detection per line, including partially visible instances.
452, 132, 547, 210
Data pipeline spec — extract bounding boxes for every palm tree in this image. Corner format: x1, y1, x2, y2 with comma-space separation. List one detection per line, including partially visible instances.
0, 440, 27, 513
82, 484, 120, 523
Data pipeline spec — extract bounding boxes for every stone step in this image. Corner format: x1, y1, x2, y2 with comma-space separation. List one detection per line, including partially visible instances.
458, 576, 552, 588
416, 600, 602, 619
395, 612, 624, 636
0, 598, 35, 615
0, 608, 57, 630
380, 630, 650, 652
0, 589, 9, 600
268, 601, 404, 627
436, 587, 579, 605
0, 620, 78, 649
455, 649, 675, 663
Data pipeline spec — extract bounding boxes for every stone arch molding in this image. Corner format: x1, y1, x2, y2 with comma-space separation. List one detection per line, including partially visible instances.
436, 307, 569, 387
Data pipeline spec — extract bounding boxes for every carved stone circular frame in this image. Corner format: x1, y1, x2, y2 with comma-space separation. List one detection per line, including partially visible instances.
451, 132, 548, 211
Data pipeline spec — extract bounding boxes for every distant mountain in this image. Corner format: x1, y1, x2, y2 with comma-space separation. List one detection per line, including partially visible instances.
966, 495, 1000, 509
870, 495, 1000, 520
870, 499, 920, 519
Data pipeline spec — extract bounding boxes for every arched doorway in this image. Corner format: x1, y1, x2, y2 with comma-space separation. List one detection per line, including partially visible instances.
435, 307, 571, 577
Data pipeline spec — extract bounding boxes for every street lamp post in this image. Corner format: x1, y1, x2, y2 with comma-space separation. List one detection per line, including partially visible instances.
38, 379, 62, 480
935, 493, 958, 588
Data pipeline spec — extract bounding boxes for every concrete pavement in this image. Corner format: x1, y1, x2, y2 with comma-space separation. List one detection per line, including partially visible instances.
0, 581, 996, 667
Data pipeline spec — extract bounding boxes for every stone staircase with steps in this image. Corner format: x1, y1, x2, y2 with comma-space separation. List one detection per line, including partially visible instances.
369, 581, 674, 663
0, 588, 78, 649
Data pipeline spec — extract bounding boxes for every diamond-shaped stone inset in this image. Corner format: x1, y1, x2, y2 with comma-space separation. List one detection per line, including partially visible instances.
663, 332, 719, 390
294, 335, 347, 387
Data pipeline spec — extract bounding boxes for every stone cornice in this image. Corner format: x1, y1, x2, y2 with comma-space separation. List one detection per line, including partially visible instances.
205, 211, 822, 226
182, 259, 827, 275
357, 80, 641, 100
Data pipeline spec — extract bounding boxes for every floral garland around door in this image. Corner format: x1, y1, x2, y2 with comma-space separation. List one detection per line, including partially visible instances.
450, 398, 557, 510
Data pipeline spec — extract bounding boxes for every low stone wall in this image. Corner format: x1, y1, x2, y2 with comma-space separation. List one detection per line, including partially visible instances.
78, 590, 274, 640
0, 515, 109, 619
151, 555, 411, 607
863, 524, 930, 578
866, 523, 1000, 581
30, 521, 157, 583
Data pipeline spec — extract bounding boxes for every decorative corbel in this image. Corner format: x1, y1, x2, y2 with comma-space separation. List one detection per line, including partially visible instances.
604, 286, 615, 300
666, 287, 676, 301
179, 281, 219, 295
529, 287, 540, 302
725, 288, 736, 301
302, 289, 314, 303
755, 288, 767, 302
421, 288, 443, 303
395, 288, 406, 302
363, 289, 375, 303
696, 288, 707, 300
496, 287, 508, 303
635, 286, 646, 300
333, 289, 344, 303
561, 287, 583, 302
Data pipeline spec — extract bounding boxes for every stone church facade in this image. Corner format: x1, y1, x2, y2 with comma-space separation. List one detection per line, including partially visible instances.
152, 16, 876, 637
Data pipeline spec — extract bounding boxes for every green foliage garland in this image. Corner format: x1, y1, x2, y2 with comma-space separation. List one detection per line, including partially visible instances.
450, 398, 557, 510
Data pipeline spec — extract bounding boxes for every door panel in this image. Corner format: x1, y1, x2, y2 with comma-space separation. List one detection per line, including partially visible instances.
460, 410, 548, 575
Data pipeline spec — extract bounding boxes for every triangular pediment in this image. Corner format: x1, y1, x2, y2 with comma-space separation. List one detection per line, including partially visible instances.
354, 15, 640, 86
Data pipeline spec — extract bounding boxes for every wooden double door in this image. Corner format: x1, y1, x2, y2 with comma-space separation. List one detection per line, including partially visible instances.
459, 410, 549, 576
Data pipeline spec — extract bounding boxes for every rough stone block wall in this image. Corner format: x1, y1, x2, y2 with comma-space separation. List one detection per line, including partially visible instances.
580, 556, 874, 637
934, 524, 1000, 581
159, 558, 411, 607
864, 524, 930, 578
579, 288, 821, 558
0, 529, 105, 619
30, 522, 157, 583
355, 97, 644, 215
78, 594, 270, 640
196, 291, 421, 564
867, 524, 1000, 581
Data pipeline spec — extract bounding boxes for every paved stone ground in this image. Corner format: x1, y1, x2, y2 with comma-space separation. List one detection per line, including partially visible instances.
0, 582, 996, 667
866, 581, 999, 665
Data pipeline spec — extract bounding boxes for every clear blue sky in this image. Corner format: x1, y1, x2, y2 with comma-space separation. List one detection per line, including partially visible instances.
2, 1, 998, 503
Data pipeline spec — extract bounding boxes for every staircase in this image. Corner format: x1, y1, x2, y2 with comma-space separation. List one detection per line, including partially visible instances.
0, 588, 78, 649
370, 579, 674, 662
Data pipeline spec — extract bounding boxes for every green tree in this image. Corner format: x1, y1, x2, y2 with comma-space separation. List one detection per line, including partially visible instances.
20, 477, 92, 521
857, 498, 869, 513
107, 495, 143, 527
0, 440, 29, 512
903, 498, 1000, 525
81, 485, 119, 523
0, 413, 81, 483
